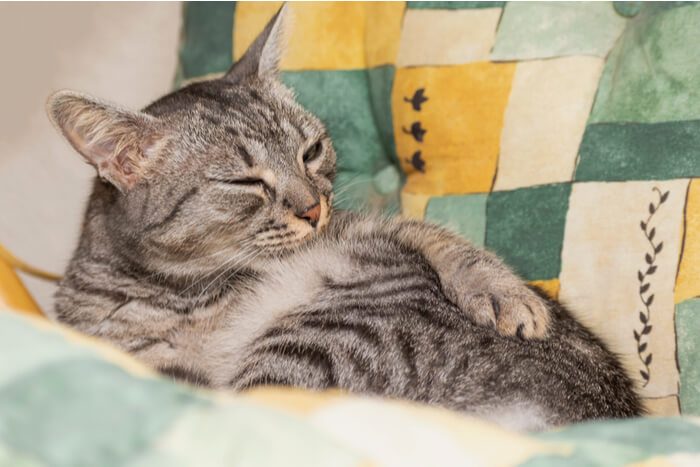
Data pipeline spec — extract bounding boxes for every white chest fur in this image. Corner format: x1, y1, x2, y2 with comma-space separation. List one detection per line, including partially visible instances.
203, 243, 356, 387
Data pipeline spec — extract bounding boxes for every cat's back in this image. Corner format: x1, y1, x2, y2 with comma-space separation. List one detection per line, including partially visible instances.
225, 228, 642, 431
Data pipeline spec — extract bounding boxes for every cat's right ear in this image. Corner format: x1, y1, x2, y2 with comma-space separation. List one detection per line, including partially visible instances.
223, 3, 289, 84
47, 90, 167, 192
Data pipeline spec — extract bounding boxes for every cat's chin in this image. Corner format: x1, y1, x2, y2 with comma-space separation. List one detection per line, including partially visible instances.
262, 232, 316, 258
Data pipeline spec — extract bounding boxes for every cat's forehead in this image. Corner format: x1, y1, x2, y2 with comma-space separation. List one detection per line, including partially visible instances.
144, 79, 322, 170
145, 79, 310, 131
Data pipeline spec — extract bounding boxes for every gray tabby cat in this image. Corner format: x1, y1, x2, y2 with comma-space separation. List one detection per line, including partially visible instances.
47, 7, 640, 431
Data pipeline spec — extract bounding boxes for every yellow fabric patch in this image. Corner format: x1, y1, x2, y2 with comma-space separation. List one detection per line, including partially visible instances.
0, 261, 41, 316
627, 456, 677, 467
529, 278, 560, 300
400, 192, 431, 220
233, 2, 404, 70
674, 179, 700, 304
397, 8, 502, 67
242, 386, 349, 415
392, 62, 516, 196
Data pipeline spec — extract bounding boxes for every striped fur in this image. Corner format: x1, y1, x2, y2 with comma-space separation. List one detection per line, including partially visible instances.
48, 6, 641, 431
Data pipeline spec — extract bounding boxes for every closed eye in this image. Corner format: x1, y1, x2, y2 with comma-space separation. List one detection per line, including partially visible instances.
303, 141, 322, 163
208, 177, 265, 187
208, 177, 275, 200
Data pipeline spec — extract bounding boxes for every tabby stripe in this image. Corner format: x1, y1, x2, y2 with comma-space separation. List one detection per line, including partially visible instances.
395, 330, 418, 388
299, 317, 383, 350
235, 143, 254, 167
323, 270, 419, 290
65, 279, 128, 304
159, 365, 211, 387
444, 353, 470, 400
236, 374, 293, 390
128, 337, 169, 353
250, 342, 337, 386
334, 281, 441, 302
255, 224, 287, 234
145, 187, 198, 232
201, 113, 221, 126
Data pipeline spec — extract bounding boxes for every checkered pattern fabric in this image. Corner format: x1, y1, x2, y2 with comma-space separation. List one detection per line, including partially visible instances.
3, 309, 700, 466
175, 1, 700, 417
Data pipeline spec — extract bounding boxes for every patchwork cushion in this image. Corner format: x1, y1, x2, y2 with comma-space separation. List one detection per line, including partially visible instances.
175, 2, 700, 416
3, 309, 700, 466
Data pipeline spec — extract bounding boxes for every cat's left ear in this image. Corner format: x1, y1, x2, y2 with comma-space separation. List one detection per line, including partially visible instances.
223, 3, 289, 83
46, 90, 167, 192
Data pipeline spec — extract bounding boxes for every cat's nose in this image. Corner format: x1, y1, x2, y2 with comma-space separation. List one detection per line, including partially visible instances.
296, 203, 321, 228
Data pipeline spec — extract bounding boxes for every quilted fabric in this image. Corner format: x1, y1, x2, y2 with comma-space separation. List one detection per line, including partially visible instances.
174, 1, 700, 417
3, 309, 700, 466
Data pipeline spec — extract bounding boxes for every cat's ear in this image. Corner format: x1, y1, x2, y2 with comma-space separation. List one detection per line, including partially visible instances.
47, 90, 166, 191
223, 3, 288, 83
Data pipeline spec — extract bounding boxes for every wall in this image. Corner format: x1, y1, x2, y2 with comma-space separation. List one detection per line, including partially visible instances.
0, 2, 182, 312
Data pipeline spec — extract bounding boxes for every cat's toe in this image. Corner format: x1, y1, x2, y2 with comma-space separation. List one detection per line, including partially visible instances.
495, 294, 550, 339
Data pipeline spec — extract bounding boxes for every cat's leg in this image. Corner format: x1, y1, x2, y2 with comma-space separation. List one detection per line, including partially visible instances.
327, 212, 551, 338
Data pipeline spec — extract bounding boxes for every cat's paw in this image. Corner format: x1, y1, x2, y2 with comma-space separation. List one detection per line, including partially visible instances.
458, 286, 551, 339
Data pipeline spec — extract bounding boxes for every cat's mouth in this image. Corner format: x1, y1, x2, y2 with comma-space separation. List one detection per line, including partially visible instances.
254, 194, 332, 255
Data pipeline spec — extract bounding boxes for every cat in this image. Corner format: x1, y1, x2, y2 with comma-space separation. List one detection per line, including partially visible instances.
46, 5, 641, 431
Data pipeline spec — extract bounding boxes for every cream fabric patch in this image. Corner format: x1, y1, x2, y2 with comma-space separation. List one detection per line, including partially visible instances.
396, 8, 502, 67
494, 56, 604, 191
644, 395, 681, 417
559, 180, 688, 400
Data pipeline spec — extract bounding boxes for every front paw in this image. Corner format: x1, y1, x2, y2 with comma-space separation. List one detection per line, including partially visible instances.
458, 286, 551, 339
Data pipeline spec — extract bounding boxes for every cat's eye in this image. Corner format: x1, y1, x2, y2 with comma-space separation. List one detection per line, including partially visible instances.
302, 141, 322, 163
208, 177, 265, 188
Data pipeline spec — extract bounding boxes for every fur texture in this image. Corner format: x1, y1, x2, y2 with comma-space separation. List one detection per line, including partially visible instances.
47, 7, 641, 431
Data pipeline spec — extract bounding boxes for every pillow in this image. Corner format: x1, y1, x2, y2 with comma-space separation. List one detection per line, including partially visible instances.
174, 1, 700, 417
3, 309, 700, 465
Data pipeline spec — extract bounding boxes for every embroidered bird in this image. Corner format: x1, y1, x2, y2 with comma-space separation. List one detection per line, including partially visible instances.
406, 150, 426, 173
402, 121, 427, 142
404, 88, 428, 111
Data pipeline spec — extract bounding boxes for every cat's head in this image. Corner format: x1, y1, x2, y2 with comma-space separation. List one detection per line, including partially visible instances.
47, 5, 336, 274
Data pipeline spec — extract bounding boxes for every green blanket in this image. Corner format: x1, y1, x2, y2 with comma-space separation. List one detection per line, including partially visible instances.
2, 310, 700, 466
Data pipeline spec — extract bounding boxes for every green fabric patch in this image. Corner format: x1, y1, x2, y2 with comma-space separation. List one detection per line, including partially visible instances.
0, 312, 97, 387
613, 1, 644, 17
425, 194, 487, 247
175, 2, 236, 87
373, 165, 401, 196
486, 183, 571, 281
526, 417, 700, 466
0, 359, 204, 467
677, 299, 700, 415
407, 1, 505, 9
589, 4, 700, 124
283, 69, 400, 212
490, 2, 627, 60
574, 120, 700, 182
368, 66, 400, 169
644, 1, 699, 16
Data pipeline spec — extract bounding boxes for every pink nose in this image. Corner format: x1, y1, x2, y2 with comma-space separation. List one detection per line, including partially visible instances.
297, 203, 321, 227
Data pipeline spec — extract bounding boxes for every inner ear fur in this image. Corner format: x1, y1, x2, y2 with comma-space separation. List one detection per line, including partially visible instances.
47, 90, 165, 191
